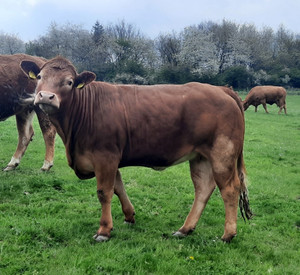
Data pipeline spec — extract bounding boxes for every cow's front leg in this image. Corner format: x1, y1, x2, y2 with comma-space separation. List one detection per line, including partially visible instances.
35, 107, 56, 171
262, 102, 269, 113
94, 188, 114, 242
93, 162, 118, 242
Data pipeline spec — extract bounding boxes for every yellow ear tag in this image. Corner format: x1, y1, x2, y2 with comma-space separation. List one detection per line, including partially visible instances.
29, 71, 37, 79
77, 83, 85, 89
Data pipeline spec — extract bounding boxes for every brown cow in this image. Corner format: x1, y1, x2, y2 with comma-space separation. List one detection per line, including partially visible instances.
0, 54, 56, 171
243, 85, 287, 114
21, 56, 252, 242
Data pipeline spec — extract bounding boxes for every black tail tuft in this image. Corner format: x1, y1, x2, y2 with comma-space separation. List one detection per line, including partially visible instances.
237, 152, 253, 222
239, 190, 253, 221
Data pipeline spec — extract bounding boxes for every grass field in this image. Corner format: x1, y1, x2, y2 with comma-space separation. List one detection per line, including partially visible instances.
0, 95, 299, 274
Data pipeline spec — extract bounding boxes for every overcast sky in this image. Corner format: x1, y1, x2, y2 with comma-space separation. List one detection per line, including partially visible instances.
1, 0, 300, 41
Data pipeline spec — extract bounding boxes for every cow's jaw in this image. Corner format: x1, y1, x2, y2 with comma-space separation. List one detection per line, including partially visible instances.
34, 91, 60, 115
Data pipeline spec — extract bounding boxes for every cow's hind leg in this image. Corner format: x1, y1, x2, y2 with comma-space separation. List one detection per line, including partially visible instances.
4, 111, 35, 171
114, 170, 135, 224
173, 157, 216, 237
210, 136, 241, 242
277, 100, 287, 115
283, 103, 287, 115
216, 171, 240, 242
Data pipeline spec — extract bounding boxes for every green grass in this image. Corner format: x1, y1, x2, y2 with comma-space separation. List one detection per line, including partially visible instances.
0, 95, 299, 274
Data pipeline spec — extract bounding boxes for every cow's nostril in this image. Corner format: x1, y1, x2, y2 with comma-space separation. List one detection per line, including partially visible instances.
39, 93, 43, 98
49, 94, 55, 100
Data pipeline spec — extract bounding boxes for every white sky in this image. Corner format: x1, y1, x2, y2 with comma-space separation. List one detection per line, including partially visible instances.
1, 0, 300, 41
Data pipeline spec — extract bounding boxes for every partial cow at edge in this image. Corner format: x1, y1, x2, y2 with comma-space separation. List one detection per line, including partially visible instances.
21, 56, 253, 243
0, 54, 56, 171
243, 85, 287, 114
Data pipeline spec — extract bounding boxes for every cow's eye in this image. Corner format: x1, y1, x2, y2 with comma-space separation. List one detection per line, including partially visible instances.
37, 75, 41, 80
67, 80, 73, 86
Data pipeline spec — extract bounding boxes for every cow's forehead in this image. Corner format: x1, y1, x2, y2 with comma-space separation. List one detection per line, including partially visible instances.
41, 57, 77, 77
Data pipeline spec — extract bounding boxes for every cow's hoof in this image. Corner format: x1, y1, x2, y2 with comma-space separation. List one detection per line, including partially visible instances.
221, 234, 236, 243
3, 165, 16, 171
40, 166, 52, 172
93, 234, 110, 242
124, 220, 135, 225
172, 231, 187, 238
41, 161, 53, 171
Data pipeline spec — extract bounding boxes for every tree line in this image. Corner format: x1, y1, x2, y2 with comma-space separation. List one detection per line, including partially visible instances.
1, 19, 300, 89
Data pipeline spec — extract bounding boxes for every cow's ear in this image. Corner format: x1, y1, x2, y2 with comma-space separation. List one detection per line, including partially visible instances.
20, 61, 41, 80
74, 71, 96, 89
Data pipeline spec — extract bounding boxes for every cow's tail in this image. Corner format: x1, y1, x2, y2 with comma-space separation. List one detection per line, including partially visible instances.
238, 152, 253, 221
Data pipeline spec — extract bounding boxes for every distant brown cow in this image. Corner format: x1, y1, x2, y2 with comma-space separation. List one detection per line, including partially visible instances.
243, 85, 287, 114
21, 56, 252, 243
0, 54, 56, 171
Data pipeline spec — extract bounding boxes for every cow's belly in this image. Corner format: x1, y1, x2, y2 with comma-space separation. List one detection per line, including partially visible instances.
72, 148, 199, 177
266, 100, 276, 105
152, 152, 198, 170
119, 151, 198, 170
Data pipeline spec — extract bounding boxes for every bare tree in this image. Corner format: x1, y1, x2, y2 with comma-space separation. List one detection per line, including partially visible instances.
105, 20, 157, 83
0, 33, 25, 54
156, 32, 181, 67
107, 20, 140, 41
26, 22, 94, 66
106, 20, 141, 65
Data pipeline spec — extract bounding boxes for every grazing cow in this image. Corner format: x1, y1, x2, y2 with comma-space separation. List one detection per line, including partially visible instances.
243, 85, 287, 114
0, 54, 56, 171
21, 56, 252, 242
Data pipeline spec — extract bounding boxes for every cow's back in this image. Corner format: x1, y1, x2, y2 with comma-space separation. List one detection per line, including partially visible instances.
247, 85, 286, 99
0, 54, 46, 120
263, 86, 286, 100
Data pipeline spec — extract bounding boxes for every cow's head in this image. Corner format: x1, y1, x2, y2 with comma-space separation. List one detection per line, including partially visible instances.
243, 100, 250, 111
20, 56, 96, 115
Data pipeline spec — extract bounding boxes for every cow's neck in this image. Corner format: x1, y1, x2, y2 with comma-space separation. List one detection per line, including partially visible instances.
52, 87, 95, 167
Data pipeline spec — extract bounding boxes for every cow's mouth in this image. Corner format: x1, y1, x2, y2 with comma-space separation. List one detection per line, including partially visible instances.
36, 103, 59, 115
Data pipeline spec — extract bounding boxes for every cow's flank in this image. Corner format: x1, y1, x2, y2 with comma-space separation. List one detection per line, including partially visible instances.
0, 54, 56, 171
21, 56, 252, 243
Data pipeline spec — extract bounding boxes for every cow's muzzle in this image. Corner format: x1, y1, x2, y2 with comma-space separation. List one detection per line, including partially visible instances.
34, 91, 60, 114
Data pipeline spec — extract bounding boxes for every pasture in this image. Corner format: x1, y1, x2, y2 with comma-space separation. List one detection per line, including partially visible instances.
0, 95, 299, 274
